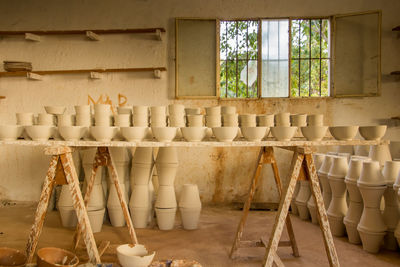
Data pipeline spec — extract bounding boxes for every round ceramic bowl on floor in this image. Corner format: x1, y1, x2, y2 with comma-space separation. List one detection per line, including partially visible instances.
181, 127, 207, 142
25, 125, 54, 141
151, 127, 177, 142
301, 126, 328, 141
0, 247, 26, 267
359, 125, 387, 140
329, 126, 359, 141
58, 126, 87, 141
90, 126, 118, 142
241, 127, 268, 141
44, 106, 66, 115
121, 127, 148, 142
212, 127, 238, 142
37, 247, 79, 267
270, 126, 297, 141
117, 244, 155, 267
0, 125, 23, 141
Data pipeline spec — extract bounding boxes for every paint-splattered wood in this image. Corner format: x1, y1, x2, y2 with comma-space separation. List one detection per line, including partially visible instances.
60, 152, 101, 264
305, 154, 340, 267
263, 152, 304, 267
26, 155, 58, 263
44, 146, 74, 155
104, 147, 138, 245
230, 147, 264, 258
0, 138, 389, 148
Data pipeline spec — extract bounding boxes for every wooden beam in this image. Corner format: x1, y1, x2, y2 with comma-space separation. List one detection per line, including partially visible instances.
0, 28, 166, 35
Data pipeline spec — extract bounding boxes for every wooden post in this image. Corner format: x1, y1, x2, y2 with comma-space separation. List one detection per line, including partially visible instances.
263, 152, 304, 267
305, 154, 340, 267
25, 155, 58, 263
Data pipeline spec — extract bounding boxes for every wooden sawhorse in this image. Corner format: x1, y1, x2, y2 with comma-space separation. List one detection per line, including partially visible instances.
26, 146, 138, 264
230, 146, 299, 265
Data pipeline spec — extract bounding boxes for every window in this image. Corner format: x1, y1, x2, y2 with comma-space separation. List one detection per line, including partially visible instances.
219, 20, 258, 98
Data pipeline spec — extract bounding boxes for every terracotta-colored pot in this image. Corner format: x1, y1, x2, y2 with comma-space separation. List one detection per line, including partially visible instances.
37, 247, 78, 267
0, 247, 26, 267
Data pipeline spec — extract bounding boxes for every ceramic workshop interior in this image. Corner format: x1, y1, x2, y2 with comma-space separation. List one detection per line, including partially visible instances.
0, 0, 400, 266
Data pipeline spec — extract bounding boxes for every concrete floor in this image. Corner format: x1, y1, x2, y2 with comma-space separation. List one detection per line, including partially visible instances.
0, 203, 399, 267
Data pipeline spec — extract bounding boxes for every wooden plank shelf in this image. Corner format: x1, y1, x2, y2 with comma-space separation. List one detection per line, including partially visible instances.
393, 26, 400, 31
0, 67, 167, 78
0, 28, 166, 35
390, 71, 400, 75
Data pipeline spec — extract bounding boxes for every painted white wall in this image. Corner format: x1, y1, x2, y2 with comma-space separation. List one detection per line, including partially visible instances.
0, 0, 399, 203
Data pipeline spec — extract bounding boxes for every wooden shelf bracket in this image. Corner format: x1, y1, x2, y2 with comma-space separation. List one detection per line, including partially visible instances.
86, 31, 101, 41
26, 72, 43, 80
155, 29, 163, 41
154, 69, 162, 79
25, 33, 41, 42
90, 71, 102, 79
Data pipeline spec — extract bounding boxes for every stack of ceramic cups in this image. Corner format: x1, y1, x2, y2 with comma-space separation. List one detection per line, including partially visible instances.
187, 113, 204, 127
307, 153, 325, 224
132, 106, 149, 127
239, 114, 257, 127
205, 106, 221, 139
394, 171, 400, 247
75, 105, 92, 140
290, 114, 307, 137
81, 148, 106, 233
155, 147, 178, 230
179, 184, 202, 230
382, 161, 400, 250
107, 148, 130, 227
16, 113, 34, 139
274, 112, 290, 126
117, 105, 133, 123
37, 113, 57, 139
168, 104, 185, 139
327, 156, 349, 237
129, 147, 154, 228
94, 104, 112, 126
318, 154, 334, 209
185, 107, 201, 116
307, 114, 324, 127
114, 110, 132, 141
344, 158, 369, 244
357, 160, 388, 253
257, 114, 274, 139
221, 106, 238, 127
151, 106, 167, 127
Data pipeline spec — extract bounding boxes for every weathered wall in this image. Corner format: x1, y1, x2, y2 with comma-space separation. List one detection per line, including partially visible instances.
0, 0, 399, 203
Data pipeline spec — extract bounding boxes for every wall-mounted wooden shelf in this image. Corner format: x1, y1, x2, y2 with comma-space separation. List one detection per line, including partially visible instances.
0, 28, 166, 35
390, 71, 400, 75
0, 67, 166, 79
393, 26, 400, 31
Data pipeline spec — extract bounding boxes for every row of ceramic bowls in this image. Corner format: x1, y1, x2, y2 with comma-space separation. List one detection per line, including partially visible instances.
0, 124, 387, 142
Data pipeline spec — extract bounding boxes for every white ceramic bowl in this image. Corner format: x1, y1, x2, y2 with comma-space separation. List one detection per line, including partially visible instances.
151, 127, 177, 142
241, 127, 268, 141
270, 126, 297, 141
116, 244, 155, 267
181, 127, 207, 142
58, 126, 87, 141
359, 125, 387, 140
301, 126, 328, 141
25, 125, 54, 141
0, 125, 23, 141
44, 106, 66, 115
329, 126, 359, 141
90, 126, 118, 142
212, 127, 238, 142
121, 127, 148, 142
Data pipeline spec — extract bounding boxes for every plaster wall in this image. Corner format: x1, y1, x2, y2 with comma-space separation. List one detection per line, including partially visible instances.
0, 0, 399, 203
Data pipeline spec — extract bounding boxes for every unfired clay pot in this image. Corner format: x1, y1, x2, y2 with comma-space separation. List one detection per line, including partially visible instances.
179, 184, 202, 230
329, 126, 359, 141
274, 112, 290, 126
295, 181, 311, 221
37, 247, 78, 267
307, 153, 325, 224
369, 145, 392, 167
87, 208, 105, 233
241, 127, 268, 142
307, 114, 323, 126
301, 126, 328, 141
318, 155, 334, 209
257, 114, 274, 127
291, 182, 300, 215
359, 125, 387, 141
155, 207, 177, 230
0, 247, 26, 267
270, 126, 297, 141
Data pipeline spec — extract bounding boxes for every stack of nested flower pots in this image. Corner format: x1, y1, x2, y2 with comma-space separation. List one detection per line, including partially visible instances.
132, 106, 149, 127
394, 170, 400, 248
344, 158, 369, 244
155, 147, 178, 230
205, 106, 221, 139
307, 153, 326, 224
382, 161, 400, 250
327, 156, 349, 237
151, 106, 167, 127
168, 104, 185, 139
295, 175, 311, 221
318, 154, 334, 210
129, 147, 154, 228
221, 106, 238, 127
369, 145, 392, 167
114, 109, 132, 141
357, 160, 387, 253
75, 105, 92, 140
107, 148, 130, 227
179, 184, 202, 230
81, 148, 106, 233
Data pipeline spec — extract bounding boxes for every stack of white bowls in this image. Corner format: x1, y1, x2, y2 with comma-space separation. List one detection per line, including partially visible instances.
107, 148, 130, 227
81, 148, 106, 233
75, 105, 92, 140
382, 161, 400, 250
129, 147, 154, 228
133, 106, 149, 127
271, 112, 297, 141
117, 106, 133, 123
257, 114, 274, 139
16, 113, 34, 139
168, 104, 185, 139
327, 156, 349, 237
307, 153, 325, 224
155, 147, 178, 230
318, 154, 334, 209
179, 184, 202, 230
205, 106, 221, 139
357, 160, 388, 253
344, 158, 369, 244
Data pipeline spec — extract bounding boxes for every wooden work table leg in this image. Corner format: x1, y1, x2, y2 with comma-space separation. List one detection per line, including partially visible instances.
26, 155, 59, 263
60, 152, 101, 264
230, 147, 264, 258
263, 151, 304, 267
105, 147, 138, 245
305, 154, 339, 267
